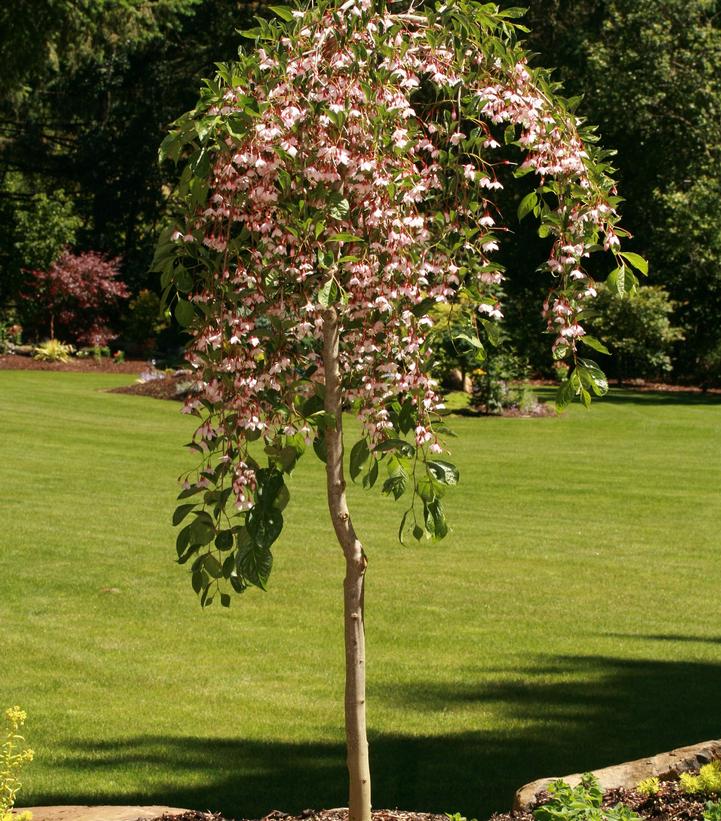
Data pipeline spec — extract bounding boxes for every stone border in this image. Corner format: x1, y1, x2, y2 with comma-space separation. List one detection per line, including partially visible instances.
12, 806, 191, 821
514, 739, 721, 810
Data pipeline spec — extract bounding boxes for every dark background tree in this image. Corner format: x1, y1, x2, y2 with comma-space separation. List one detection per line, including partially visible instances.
2, 0, 720, 383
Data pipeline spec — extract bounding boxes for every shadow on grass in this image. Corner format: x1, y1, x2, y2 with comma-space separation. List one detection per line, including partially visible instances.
603, 633, 721, 645
594, 389, 721, 407
37, 655, 721, 820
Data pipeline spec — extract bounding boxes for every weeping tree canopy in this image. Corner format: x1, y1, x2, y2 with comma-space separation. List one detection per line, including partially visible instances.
157, 0, 636, 602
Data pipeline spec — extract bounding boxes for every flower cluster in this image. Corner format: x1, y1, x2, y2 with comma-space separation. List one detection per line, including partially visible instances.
157, 0, 628, 600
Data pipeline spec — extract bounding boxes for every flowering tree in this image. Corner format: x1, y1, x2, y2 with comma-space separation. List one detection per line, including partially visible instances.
30, 250, 129, 345
155, 1, 642, 818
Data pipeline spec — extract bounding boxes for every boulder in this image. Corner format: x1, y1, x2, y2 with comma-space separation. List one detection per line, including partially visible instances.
513, 738, 721, 811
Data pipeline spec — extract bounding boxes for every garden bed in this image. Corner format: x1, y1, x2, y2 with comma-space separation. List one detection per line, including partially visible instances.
144, 811, 448, 821
0, 354, 148, 374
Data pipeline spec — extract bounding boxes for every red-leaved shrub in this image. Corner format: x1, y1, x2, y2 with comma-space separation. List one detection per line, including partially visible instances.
30, 250, 129, 345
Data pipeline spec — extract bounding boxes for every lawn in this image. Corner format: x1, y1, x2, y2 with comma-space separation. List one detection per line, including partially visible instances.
1, 371, 720, 819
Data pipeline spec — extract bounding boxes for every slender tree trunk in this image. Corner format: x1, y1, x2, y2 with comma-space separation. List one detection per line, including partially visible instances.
322, 306, 372, 821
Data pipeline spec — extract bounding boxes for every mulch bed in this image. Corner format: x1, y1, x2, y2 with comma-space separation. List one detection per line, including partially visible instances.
109, 371, 193, 401
144, 787, 719, 821
0, 354, 148, 374
147, 811, 449, 821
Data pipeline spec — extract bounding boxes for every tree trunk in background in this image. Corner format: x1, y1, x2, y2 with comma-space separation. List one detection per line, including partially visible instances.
322, 306, 372, 821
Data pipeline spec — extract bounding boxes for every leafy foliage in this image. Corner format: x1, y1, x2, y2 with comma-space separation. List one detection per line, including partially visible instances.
29, 250, 129, 345
161, 0, 630, 607
587, 286, 684, 382
680, 762, 721, 795
635, 777, 660, 798
0, 707, 33, 821
523, 0, 721, 382
534, 774, 641, 821
470, 348, 534, 415
33, 339, 75, 363
704, 800, 721, 821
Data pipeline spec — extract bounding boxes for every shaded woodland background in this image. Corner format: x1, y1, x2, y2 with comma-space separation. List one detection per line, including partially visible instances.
1, 0, 720, 382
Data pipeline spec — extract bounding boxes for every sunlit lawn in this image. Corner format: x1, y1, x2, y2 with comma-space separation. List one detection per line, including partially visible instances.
1, 371, 720, 818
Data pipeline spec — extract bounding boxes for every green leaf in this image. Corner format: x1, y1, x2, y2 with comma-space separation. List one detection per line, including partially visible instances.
178, 485, 205, 501
398, 510, 410, 544
318, 279, 339, 307
398, 399, 415, 435
313, 431, 327, 463
416, 474, 435, 503
362, 458, 379, 489
269, 4, 294, 21
246, 506, 283, 550
374, 438, 416, 457
188, 515, 215, 546
382, 462, 408, 500
424, 498, 448, 539
327, 233, 363, 243
215, 530, 234, 551
517, 191, 538, 221
619, 251, 648, 275
556, 373, 578, 411
606, 265, 626, 296
427, 460, 459, 485
581, 335, 610, 355
204, 554, 223, 579
172, 503, 196, 526
175, 299, 195, 327
236, 543, 273, 590
220, 592, 231, 608
349, 438, 370, 482
176, 523, 192, 556
480, 318, 501, 348
455, 331, 483, 350
328, 198, 350, 220
577, 358, 609, 396
302, 394, 324, 417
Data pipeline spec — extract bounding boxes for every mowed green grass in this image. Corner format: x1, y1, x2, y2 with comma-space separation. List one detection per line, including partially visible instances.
1, 371, 720, 819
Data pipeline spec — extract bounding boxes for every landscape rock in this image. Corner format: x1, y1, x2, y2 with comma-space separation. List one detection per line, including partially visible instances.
513, 738, 721, 810
13, 805, 191, 821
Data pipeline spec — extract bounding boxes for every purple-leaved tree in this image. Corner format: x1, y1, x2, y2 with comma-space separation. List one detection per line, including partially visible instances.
154, 2, 644, 818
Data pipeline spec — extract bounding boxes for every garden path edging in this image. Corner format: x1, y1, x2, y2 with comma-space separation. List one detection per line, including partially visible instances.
514, 738, 721, 810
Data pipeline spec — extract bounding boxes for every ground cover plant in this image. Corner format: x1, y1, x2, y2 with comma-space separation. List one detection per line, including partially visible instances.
489, 766, 721, 821
1, 371, 720, 818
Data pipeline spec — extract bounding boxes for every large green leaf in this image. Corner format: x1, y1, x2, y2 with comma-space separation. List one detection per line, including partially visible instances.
349, 438, 370, 482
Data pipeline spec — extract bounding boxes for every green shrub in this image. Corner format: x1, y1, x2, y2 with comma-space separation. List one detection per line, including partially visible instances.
33, 339, 74, 362
704, 799, 721, 821
76, 344, 111, 361
470, 349, 534, 415
0, 707, 33, 821
680, 762, 721, 795
587, 285, 684, 383
123, 289, 169, 355
636, 777, 660, 797
533, 774, 641, 821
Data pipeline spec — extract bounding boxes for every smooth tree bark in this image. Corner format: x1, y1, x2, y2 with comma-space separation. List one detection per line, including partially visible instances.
322, 307, 372, 821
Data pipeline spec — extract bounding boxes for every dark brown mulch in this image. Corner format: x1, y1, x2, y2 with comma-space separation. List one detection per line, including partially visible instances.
0, 354, 149, 373
489, 781, 714, 821
109, 371, 194, 401
146, 810, 450, 821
